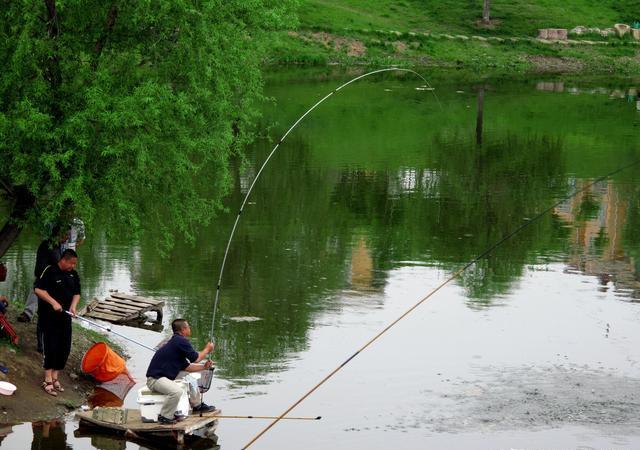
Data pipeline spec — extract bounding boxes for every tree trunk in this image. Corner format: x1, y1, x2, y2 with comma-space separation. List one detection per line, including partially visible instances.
0, 187, 35, 259
44, 0, 63, 121
482, 0, 491, 24
44, 0, 59, 38
93, 2, 118, 70
0, 223, 22, 260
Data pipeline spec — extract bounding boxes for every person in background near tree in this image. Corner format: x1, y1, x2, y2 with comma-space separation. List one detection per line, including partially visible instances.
34, 249, 81, 396
61, 218, 85, 252
17, 226, 68, 323
146, 319, 216, 424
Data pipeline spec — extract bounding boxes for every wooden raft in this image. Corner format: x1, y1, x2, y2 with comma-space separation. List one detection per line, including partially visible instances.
76, 407, 220, 445
79, 292, 164, 325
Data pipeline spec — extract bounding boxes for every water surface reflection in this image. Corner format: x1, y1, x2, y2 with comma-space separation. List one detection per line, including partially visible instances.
1, 71, 640, 449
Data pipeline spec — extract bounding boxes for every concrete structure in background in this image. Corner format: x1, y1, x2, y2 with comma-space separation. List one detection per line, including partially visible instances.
538, 28, 568, 40
568, 24, 639, 39
570, 26, 587, 35
614, 23, 631, 37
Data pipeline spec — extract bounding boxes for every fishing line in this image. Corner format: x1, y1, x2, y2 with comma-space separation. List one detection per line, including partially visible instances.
67, 311, 157, 351
209, 67, 441, 339
241, 159, 640, 449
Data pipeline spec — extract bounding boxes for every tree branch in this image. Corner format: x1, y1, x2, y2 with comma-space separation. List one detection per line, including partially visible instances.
0, 187, 35, 259
44, 0, 59, 38
0, 179, 14, 197
43, 0, 62, 120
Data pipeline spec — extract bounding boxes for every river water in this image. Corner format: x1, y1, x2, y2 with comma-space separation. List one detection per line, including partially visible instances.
2, 69, 640, 449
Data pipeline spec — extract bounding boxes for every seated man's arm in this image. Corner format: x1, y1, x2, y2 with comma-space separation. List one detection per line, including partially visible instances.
196, 342, 215, 363
184, 360, 214, 372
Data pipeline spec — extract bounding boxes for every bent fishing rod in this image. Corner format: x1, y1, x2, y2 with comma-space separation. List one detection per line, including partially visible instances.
241, 159, 640, 449
209, 67, 441, 339
66, 310, 157, 352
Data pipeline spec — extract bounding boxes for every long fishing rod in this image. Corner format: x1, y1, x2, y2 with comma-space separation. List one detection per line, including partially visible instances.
241, 159, 640, 449
66, 311, 156, 352
210, 67, 441, 339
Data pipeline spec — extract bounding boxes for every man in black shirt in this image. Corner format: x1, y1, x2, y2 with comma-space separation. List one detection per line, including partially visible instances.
34, 249, 81, 396
146, 319, 215, 424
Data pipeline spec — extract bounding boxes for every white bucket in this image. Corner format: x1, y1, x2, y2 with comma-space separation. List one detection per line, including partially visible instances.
137, 380, 189, 422
0, 381, 16, 396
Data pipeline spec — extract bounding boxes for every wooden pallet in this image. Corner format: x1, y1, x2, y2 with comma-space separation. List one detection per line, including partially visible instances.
79, 292, 164, 325
76, 407, 219, 446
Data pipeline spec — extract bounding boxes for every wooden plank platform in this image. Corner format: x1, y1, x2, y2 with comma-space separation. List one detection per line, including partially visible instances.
76, 407, 220, 445
79, 292, 164, 325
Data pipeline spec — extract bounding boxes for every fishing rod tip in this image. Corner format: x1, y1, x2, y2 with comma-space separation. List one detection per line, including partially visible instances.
316, 416, 322, 420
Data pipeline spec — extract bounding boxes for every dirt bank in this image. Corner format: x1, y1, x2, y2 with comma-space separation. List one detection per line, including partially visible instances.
0, 307, 111, 422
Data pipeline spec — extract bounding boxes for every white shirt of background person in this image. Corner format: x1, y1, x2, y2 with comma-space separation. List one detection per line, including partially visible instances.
63, 218, 86, 251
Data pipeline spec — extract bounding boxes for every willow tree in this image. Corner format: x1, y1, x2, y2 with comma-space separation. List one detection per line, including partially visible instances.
0, 0, 296, 257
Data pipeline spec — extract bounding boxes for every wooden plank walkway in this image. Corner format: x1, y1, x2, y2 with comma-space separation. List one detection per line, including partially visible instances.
79, 292, 164, 325
76, 407, 220, 445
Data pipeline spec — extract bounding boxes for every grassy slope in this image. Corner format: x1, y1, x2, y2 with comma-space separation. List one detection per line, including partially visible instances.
299, 0, 640, 36
268, 0, 640, 74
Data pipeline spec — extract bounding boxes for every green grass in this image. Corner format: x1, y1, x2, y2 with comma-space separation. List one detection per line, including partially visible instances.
267, 0, 640, 74
298, 0, 640, 36
268, 29, 640, 76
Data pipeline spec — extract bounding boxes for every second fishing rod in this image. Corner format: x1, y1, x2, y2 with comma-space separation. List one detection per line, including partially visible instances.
240, 159, 640, 449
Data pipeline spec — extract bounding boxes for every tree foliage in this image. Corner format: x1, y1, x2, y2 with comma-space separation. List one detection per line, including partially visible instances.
0, 0, 297, 256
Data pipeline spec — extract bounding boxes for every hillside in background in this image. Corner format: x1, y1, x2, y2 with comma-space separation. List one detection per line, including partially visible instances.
268, 0, 640, 74
298, 0, 639, 36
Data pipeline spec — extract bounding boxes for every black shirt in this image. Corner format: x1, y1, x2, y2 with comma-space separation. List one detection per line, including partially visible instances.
35, 264, 81, 322
146, 334, 199, 380
34, 239, 62, 278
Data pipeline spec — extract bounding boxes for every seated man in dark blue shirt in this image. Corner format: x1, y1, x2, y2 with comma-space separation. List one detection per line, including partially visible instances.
146, 318, 215, 424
